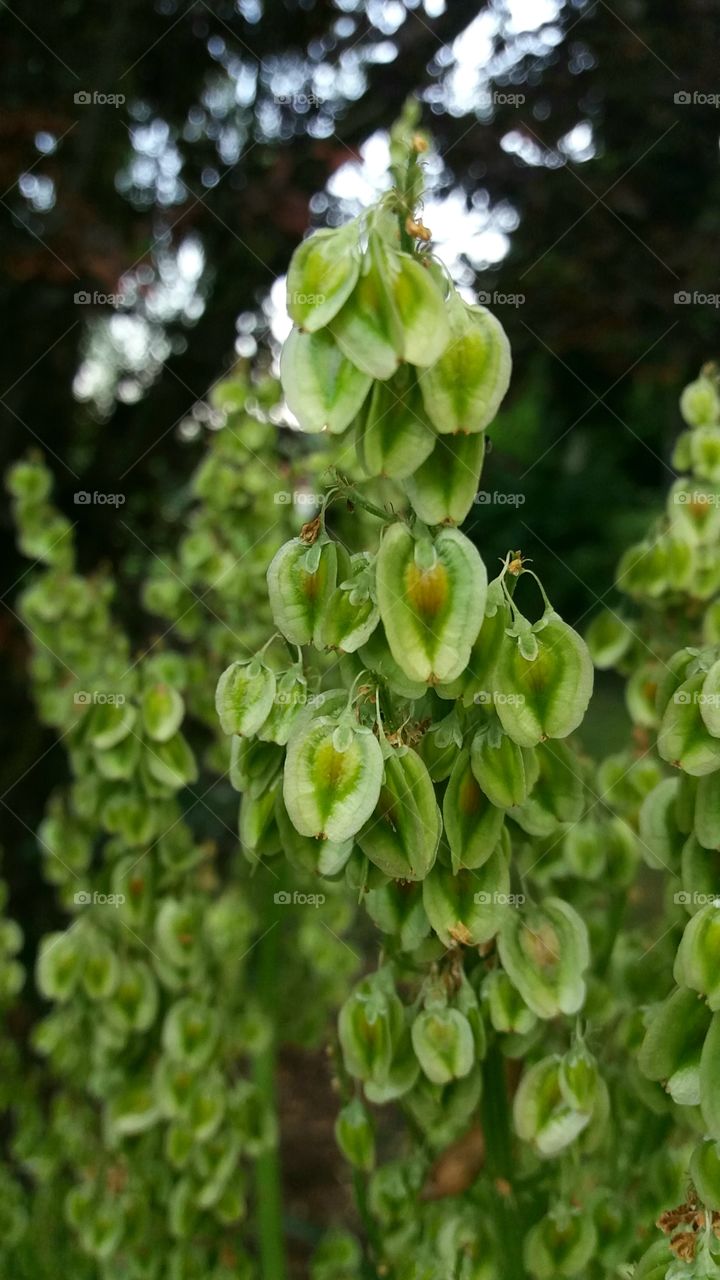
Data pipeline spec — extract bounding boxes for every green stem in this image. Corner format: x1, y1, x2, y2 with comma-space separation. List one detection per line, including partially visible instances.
481, 1041, 525, 1280
253, 920, 287, 1280
328, 483, 398, 525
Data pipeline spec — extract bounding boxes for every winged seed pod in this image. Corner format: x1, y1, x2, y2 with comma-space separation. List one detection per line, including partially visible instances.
497, 898, 589, 1019
375, 523, 486, 684
280, 327, 371, 434
283, 710, 384, 842
494, 613, 594, 748
286, 218, 361, 332
267, 535, 337, 647
419, 291, 511, 434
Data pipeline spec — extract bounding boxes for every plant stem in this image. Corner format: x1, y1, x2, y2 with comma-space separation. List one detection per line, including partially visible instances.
253, 919, 287, 1280
481, 1041, 525, 1280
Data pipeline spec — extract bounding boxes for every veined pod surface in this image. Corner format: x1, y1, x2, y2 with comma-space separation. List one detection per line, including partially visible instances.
419, 293, 511, 434
638, 985, 711, 1108
675, 903, 720, 1008
498, 898, 589, 1019
267, 536, 337, 647
338, 969, 405, 1086
422, 839, 510, 948
280, 327, 371, 434
470, 724, 538, 810
283, 714, 383, 842
402, 432, 485, 527
585, 608, 633, 670
286, 219, 361, 332
690, 1139, 720, 1211
318, 553, 380, 654
494, 615, 594, 748
410, 1008, 475, 1086
657, 671, 720, 776
329, 234, 403, 380
376, 523, 486, 684
513, 1057, 592, 1158
215, 660, 276, 737
385, 247, 450, 368
355, 367, 435, 481
443, 748, 505, 872
357, 745, 440, 881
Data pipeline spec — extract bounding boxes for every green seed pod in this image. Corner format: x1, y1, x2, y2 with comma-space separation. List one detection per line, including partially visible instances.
286, 219, 361, 332
229, 735, 283, 796
141, 683, 185, 742
443, 747, 505, 872
357, 745, 440, 881
359, 624, 428, 700
274, 793, 352, 877
440, 589, 510, 706
669, 478, 720, 545
162, 999, 219, 1070
334, 1098, 375, 1173
690, 1138, 720, 1211
701, 658, 720, 737
481, 969, 537, 1036
681, 372, 720, 427
329, 238, 401, 380
638, 985, 711, 1106
509, 741, 584, 838
563, 819, 606, 881
494, 617, 592, 749
470, 723, 538, 810
681, 834, 720, 910
625, 661, 662, 729
82, 938, 119, 1001
675, 903, 720, 1008
676, 770, 698, 835
216, 659, 276, 737
402, 432, 485, 528
422, 840, 510, 948
376, 523, 486, 684
585, 609, 633, 670
86, 699, 137, 750
638, 777, 684, 870
696, 774, 720, 849
316, 552, 379, 654
267, 536, 338, 647
559, 1044, 599, 1113
701, 1012, 720, 1137
633, 1241, 673, 1280
657, 671, 720, 776
355, 367, 435, 480
338, 970, 404, 1086
145, 732, 197, 789
280, 328, 371, 434
404, 1069, 483, 1149
415, 710, 463, 781
362, 1027, 420, 1104
239, 776, 281, 858
513, 1057, 592, 1157
256, 669, 308, 745
498, 898, 589, 1019
364, 880, 431, 952
283, 713, 384, 842
411, 1008, 475, 1086
420, 293, 511, 434
388, 249, 451, 367
523, 1205, 597, 1279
